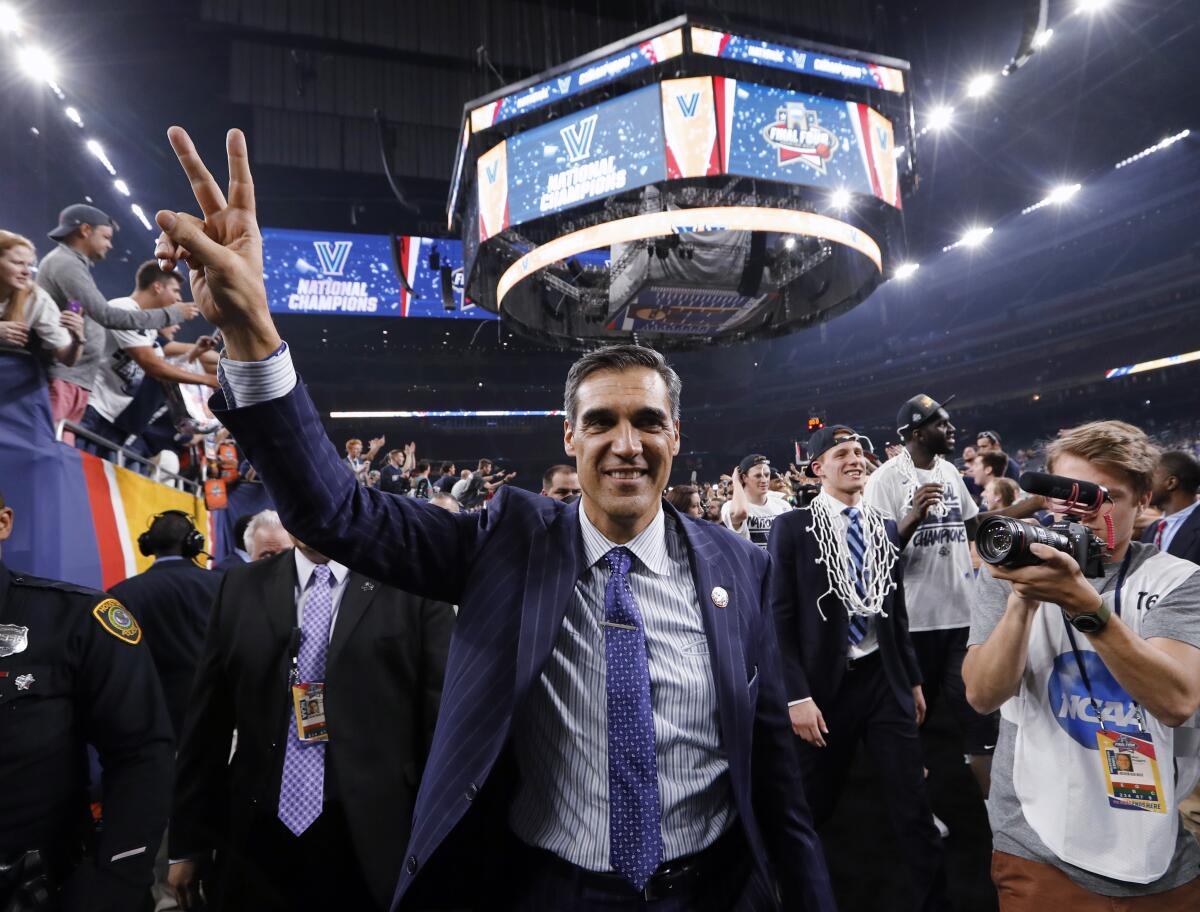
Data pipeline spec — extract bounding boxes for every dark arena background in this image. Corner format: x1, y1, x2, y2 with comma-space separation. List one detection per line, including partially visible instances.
1, 2, 1198, 911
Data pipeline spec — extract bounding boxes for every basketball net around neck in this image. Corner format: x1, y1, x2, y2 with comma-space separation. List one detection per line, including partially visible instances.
806, 496, 899, 622
894, 446, 954, 519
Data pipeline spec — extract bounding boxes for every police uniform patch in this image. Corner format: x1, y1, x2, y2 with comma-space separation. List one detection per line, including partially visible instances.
92, 599, 142, 645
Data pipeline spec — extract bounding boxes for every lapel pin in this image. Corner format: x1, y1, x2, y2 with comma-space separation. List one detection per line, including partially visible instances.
361, 580, 376, 592
15, 673, 35, 691
710, 586, 729, 609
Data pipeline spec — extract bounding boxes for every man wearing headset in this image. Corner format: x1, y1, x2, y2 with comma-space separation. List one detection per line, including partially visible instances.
107, 510, 222, 739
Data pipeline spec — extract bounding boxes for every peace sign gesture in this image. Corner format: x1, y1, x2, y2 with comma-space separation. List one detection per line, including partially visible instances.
153, 127, 281, 362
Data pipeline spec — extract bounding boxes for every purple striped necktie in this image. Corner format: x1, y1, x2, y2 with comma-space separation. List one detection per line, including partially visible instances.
602, 546, 663, 890
278, 563, 334, 835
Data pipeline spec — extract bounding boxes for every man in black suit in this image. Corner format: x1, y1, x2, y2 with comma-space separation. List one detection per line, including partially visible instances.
107, 509, 222, 739
1142, 451, 1200, 565
167, 538, 454, 911
769, 426, 948, 911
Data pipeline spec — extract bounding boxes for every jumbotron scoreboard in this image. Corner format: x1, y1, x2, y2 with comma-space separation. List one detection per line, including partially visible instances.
448, 15, 916, 349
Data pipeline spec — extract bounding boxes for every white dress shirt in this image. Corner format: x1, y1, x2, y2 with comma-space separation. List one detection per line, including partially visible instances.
292, 548, 350, 640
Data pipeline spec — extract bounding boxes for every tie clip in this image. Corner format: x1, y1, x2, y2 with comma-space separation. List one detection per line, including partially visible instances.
602, 620, 637, 631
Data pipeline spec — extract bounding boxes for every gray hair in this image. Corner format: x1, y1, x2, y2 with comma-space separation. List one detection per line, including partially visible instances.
243, 509, 285, 553
563, 343, 681, 428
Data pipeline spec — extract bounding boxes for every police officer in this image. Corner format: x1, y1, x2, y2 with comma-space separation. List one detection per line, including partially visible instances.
0, 489, 173, 911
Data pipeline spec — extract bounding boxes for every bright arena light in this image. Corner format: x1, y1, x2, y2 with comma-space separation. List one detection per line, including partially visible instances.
926, 105, 955, 131
17, 46, 57, 84
966, 73, 996, 99
1077, 0, 1112, 13
958, 226, 994, 249
829, 188, 852, 210
1045, 183, 1081, 205
85, 139, 117, 175
1031, 28, 1054, 49
782, 237, 797, 250
894, 262, 920, 280
113, 179, 130, 196
129, 204, 153, 231
0, 4, 21, 35
64, 106, 83, 128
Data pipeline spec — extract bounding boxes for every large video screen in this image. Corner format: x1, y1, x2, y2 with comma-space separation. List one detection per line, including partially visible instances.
397, 236, 496, 321
263, 228, 401, 317
477, 84, 667, 237
717, 79, 900, 208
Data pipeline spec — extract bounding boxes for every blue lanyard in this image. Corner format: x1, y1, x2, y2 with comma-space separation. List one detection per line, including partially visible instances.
1062, 548, 1141, 731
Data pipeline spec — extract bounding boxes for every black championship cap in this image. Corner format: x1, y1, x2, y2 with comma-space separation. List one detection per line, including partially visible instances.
896, 393, 956, 438
803, 425, 861, 477
738, 453, 770, 475
48, 203, 118, 241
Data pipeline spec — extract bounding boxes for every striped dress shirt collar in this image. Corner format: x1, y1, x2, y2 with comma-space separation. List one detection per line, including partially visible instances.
578, 503, 672, 577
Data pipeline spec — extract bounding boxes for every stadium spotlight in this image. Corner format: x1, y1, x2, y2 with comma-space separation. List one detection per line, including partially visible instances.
1045, 183, 1081, 205
130, 204, 153, 231
0, 4, 20, 35
1076, 0, 1112, 13
894, 262, 920, 280
17, 46, 56, 84
926, 105, 955, 131
1031, 28, 1054, 49
782, 236, 797, 250
966, 73, 996, 99
829, 188, 852, 210
961, 226, 993, 247
63, 106, 83, 127
113, 179, 131, 196
85, 139, 117, 175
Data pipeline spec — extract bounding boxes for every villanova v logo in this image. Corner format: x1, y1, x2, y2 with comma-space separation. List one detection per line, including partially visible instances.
560, 114, 598, 164
313, 240, 352, 276
484, 160, 500, 184
675, 92, 700, 118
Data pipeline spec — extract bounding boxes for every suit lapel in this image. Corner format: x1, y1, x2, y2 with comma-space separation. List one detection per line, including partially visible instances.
675, 510, 749, 781
264, 551, 299, 646
326, 572, 377, 671
514, 500, 583, 704
1170, 509, 1200, 558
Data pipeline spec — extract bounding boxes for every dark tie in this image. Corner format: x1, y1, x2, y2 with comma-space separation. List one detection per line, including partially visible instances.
602, 546, 662, 890
278, 564, 334, 835
845, 508, 869, 645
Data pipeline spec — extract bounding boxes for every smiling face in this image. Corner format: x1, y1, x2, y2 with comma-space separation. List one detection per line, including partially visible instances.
564, 366, 679, 541
743, 462, 771, 500
813, 439, 867, 501
0, 243, 35, 295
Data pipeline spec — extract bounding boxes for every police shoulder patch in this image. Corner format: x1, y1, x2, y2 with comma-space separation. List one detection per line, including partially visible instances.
92, 599, 142, 645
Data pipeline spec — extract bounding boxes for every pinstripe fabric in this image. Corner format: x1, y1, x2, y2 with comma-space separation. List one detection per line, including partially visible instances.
212, 377, 836, 912
508, 506, 732, 870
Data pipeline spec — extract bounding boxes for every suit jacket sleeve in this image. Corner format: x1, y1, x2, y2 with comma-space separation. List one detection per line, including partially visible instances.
887, 522, 922, 688
766, 512, 812, 702
210, 381, 480, 604
752, 553, 837, 912
169, 571, 235, 859
418, 599, 455, 767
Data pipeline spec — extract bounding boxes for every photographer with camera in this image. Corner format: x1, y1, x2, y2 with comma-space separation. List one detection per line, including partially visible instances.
965, 421, 1200, 909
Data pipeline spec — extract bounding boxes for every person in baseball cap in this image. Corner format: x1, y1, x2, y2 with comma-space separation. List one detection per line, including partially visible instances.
895, 393, 956, 440
802, 426, 862, 478
725, 452, 791, 548
47, 203, 119, 242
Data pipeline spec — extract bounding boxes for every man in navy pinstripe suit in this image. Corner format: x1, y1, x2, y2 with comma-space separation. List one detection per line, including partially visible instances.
151, 126, 834, 912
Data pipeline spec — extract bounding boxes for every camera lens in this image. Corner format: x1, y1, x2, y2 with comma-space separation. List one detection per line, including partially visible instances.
977, 516, 1071, 567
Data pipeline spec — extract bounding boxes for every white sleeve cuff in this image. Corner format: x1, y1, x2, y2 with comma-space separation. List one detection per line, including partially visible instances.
787, 697, 813, 706
217, 342, 297, 408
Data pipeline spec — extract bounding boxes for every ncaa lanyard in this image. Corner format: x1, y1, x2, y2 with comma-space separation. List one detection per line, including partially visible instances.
1062, 548, 1144, 732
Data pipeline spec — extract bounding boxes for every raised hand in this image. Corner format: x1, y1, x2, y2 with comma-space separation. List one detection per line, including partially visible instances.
153, 127, 280, 361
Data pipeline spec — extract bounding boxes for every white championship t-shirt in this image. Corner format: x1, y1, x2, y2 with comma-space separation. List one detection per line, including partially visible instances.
88, 297, 161, 422
721, 491, 792, 549
864, 456, 979, 630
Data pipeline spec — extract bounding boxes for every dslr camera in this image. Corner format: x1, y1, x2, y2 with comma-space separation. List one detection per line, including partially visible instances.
976, 472, 1108, 578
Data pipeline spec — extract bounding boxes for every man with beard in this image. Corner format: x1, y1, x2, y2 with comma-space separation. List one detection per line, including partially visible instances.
865, 395, 998, 798
1141, 451, 1200, 565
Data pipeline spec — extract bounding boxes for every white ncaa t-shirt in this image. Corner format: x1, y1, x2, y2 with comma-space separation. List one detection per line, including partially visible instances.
88, 297, 162, 422
864, 457, 979, 630
721, 491, 792, 549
